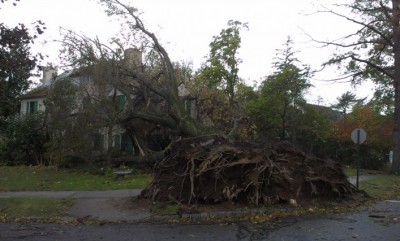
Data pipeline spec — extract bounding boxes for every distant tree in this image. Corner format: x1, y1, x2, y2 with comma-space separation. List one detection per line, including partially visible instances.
333, 101, 393, 169
196, 20, 248, 106
0, 1, 45, 128
313, 0, 400, 172
248, 38, 313, 142
331, 91, 365, 115
0, 24, 34, 119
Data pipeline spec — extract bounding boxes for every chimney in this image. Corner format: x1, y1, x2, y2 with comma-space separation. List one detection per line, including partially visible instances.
41, 67, 57, 86
124, 48, 142, 69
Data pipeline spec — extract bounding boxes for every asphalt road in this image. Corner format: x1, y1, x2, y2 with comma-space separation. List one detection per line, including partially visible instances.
1, 200, 399, 241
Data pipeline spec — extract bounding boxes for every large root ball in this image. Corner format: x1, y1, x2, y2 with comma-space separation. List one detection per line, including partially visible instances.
141, 136, 356, 205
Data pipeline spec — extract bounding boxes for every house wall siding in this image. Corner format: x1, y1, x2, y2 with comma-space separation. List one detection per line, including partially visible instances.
20, 98, 46, 114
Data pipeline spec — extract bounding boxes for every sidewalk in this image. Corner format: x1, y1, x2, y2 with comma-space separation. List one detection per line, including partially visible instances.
348, 174, 383, 185
0, 189, 142, 199
0, 189, 150, 222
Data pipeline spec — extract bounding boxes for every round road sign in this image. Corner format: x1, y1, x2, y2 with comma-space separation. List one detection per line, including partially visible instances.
351, 128, 367, 144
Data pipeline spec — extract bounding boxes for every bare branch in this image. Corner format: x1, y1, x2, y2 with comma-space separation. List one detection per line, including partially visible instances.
318, 9, 393, 47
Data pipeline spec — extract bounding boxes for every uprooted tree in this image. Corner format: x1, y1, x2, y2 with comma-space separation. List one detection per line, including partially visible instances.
142, 136, 356, 205
58, 0, 356, 205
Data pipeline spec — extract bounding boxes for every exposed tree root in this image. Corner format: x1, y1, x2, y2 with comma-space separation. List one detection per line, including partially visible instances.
141, 136, 356, 205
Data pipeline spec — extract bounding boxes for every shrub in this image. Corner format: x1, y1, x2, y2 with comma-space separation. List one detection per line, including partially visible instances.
0, 113, 49, 165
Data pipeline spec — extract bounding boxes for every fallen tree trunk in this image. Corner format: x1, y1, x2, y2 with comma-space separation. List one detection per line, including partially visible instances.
141, 136, 357, 205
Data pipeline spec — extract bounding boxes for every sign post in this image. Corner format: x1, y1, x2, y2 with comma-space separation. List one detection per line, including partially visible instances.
351, 128, 367, 189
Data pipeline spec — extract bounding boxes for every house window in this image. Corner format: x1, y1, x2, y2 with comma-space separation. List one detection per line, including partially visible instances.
26, 100, 38, 114
109, 95, 126, 111
112, 133, 133, 153
113, 95, 125, 111
118, 95, 125, 111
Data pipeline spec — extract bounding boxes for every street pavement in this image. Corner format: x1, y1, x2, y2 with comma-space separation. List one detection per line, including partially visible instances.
0, 200, 399, 241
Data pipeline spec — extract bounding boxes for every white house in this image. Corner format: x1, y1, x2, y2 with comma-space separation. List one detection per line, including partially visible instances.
20, 48, 198, 157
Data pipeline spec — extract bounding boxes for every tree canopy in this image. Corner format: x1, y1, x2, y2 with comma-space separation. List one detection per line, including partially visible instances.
248, 38, 315, 143
314, 0, 400, 173
196, 20, 248, 106
0, 23, 37, 120
0, 0, 45, 127
331, 91, 365, 115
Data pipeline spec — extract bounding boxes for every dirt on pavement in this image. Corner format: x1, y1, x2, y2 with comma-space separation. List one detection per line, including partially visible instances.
68, 197, 151, 222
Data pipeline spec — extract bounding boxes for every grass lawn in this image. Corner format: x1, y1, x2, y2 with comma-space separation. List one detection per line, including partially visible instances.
0, 197, 74, 219
0, 166, 152, 191
359, 175, 400, 199
344, 166, 400, 199
343, 166, 384, 177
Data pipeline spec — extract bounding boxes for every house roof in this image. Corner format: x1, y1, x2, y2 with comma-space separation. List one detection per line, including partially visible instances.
307, 104, 343, 122
20, 69, 80, 100
20, 86, 49, 99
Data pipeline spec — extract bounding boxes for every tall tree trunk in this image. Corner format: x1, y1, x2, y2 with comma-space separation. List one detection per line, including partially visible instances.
392, 0, 400, 173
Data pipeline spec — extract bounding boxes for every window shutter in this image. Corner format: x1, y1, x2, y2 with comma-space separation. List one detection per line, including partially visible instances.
127, 136, 133, 154
118, 95, 125, 111
34, 101, 38, 113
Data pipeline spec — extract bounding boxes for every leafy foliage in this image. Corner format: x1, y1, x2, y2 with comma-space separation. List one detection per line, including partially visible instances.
332, 101, 392, 169
193, 85, 256, 141
0, 1, 46, 131
248, 38, 317, 143
196, 20, 248, 105
0, 24, 35, 121
331, 91, 365, 115
316, 0, 400, 172
45, 77, 101, 165
61, 0, 202, 143
0, 113, 48, 165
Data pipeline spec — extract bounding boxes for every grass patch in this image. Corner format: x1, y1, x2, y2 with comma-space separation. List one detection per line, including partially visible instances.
0, 197, 75, 218
344, 166, 357, 176
149, 203, 180, 216
359, 175, 400, 199
343, 166, 383, 177
0, 166, 152, 191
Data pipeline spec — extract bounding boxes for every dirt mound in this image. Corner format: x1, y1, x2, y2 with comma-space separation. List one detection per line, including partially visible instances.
141, 136, 356, 205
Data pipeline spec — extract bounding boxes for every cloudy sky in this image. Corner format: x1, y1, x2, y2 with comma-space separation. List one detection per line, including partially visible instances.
0, 0, 374, 105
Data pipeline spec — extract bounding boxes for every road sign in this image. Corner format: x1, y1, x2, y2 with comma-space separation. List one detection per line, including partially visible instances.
351, 128, 367, 144
350, 128, 367, 189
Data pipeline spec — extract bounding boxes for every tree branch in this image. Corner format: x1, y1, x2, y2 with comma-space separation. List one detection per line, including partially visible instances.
318, 9, 393, 47
350, 54, 394, 79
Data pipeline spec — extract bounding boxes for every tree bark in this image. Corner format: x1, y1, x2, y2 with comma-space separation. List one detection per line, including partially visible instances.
392, 0, 400, 173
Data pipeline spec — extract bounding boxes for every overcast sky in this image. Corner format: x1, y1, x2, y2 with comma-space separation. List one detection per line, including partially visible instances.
0, 0, 375, 105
